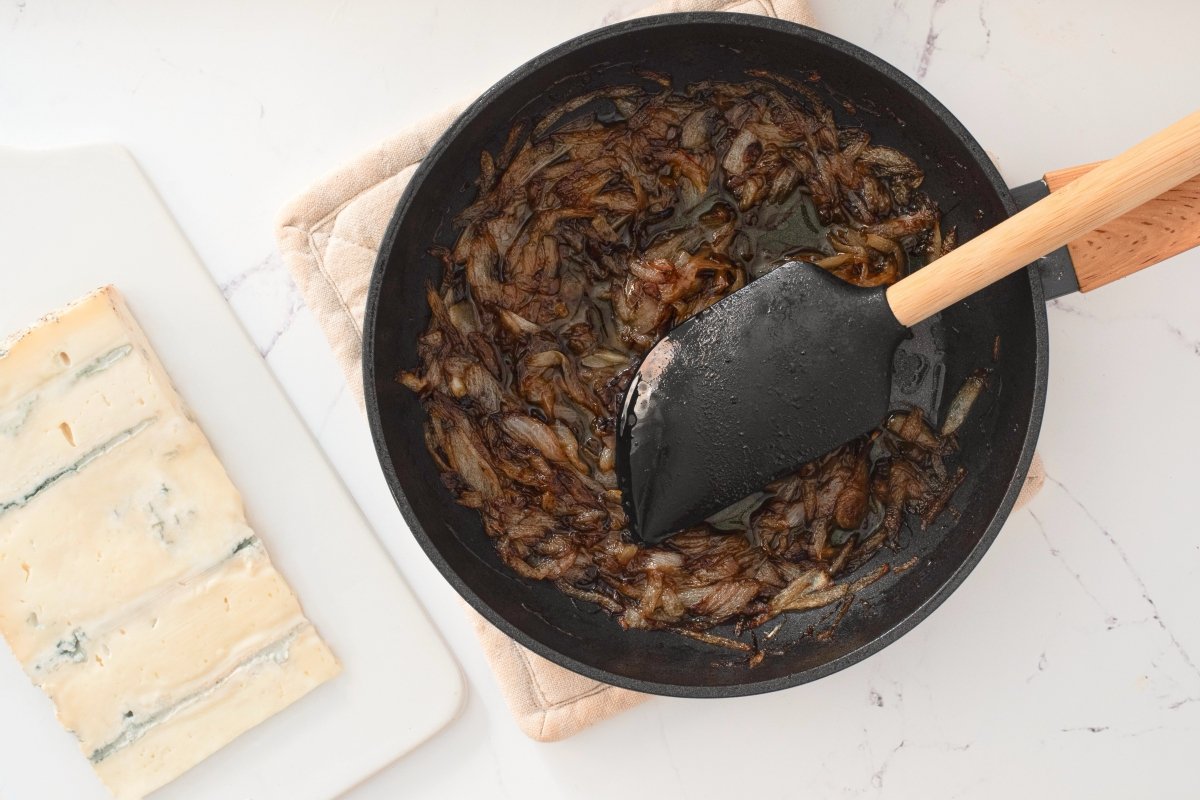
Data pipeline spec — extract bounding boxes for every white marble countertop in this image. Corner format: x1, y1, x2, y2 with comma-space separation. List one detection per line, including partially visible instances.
3, 1, 1199, 797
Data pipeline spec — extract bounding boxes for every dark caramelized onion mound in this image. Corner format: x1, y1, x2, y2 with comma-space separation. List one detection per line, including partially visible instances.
400, 73, 981, 655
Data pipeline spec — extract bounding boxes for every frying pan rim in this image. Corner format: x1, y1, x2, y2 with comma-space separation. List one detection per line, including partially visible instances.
363, 11, 1048, 698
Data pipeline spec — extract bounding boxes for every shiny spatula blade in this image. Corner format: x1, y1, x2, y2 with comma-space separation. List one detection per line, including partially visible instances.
616, 261, 908, 544
616, 112, 1200, 545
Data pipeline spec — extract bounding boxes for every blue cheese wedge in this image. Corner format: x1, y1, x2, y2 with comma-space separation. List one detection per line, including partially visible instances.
0, 287, 340, 800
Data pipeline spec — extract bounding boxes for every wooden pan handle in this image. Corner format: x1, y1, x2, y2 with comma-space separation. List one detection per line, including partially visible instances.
1045, 162, 1200, 292
886, 111, 1200, 327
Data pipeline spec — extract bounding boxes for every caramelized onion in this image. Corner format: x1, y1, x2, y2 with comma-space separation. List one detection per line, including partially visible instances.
400, 74, 978, 657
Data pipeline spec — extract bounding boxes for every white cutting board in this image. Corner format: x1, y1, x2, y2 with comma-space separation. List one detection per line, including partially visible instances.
0, 145, 465, 799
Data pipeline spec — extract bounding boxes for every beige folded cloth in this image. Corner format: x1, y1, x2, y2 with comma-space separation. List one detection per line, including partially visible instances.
276, 0, 1044, 742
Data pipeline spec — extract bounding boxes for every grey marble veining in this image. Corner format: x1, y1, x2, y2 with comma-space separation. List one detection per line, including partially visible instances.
219, 252, 303, 358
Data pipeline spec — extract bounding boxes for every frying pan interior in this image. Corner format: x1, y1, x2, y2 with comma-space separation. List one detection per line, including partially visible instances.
365, 14, 1045, 697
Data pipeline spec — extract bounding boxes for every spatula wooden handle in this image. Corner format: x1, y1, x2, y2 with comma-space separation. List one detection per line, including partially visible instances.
886, 111, 1200, 327
1044, 163, 1200, 292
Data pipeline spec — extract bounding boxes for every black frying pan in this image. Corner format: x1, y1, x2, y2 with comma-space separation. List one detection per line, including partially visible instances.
363, 13, 1049, 698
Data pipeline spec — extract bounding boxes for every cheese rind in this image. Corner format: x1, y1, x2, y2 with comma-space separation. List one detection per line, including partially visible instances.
0, 292, 178, 501
0, 287, 340, 800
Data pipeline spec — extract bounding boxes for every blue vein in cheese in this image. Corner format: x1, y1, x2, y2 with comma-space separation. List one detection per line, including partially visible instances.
73, 345, 133, 383
0, 417, 156, 518
145, 484, 174, 545
231, 537, 257, 556
0, 396, 35, 438
0, 342, 133, 439
87, 624, 305, 764
33, 629, 90, 674
27, 538, 264, 674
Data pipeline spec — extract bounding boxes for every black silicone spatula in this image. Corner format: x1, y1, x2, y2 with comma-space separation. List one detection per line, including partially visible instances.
617, 111, 1200, 545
